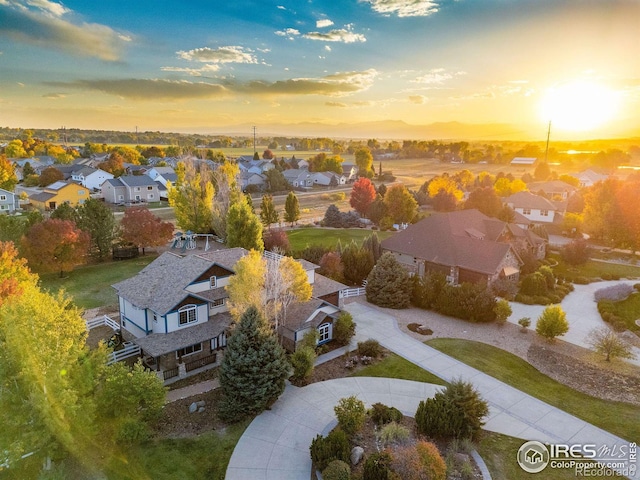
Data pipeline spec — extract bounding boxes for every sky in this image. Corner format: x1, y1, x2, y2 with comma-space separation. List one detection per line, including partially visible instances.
0, 0, 639, 140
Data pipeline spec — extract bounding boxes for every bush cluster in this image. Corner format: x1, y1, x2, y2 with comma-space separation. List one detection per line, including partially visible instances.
333, 312, 356, 346
357, 339, 383, 358
560, 238, 590, 265
515, 266, 573, 305
334, 396, 366, 436
412, 271, 497, 322
370, 402, 403, 426
594, 284, 634, 302
310, 429, 351, 471
597, 301, 627, 331
363, 451, 394, 480
323, 204, 361, 228
322, 460, 351, 480
378, 422, 410, 446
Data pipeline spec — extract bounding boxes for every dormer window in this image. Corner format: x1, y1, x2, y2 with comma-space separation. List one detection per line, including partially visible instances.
178, 304, 197, 325
210, 276, 217, 288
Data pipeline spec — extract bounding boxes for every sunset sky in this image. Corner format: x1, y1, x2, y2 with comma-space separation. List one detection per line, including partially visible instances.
1, 0, 639, 140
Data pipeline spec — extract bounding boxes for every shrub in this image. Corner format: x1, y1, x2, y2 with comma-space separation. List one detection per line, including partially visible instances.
263, 228, 291, 255
415, 379, 488, 440
363, 451, 394, 480
587, 327, 636, 362
490, 277, 518, 299
412, 271, 447, 309
357, 339, 383, 358
520, 271, 548, 296
536, 305, 569, 341
493, 299, 512, 324
370, 402, 403, 426
538, 265, 556, 290
322, 460, 351, 480
390, 445, 425, 480
415, 440, 447, 480
573, 276, 591, 284
434, 282, 497, 322
333, 312, 356, 346
635, 283, 640, 292
334, 396, 366, 436
594, 284, 634, 302
518, 317, 531, 331
378, 422, 410, 446
310, 429, 351, 471
290, 346, 315, 383
561, 238, 590, 265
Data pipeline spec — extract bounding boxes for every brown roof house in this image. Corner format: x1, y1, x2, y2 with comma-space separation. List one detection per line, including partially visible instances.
505, 191, 563, 225
112, 248, 347, 383
381, 209, 546, 286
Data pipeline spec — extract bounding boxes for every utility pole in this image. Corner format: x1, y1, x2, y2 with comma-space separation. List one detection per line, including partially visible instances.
544, 121, 551, 164
136, 126, 139, 145
252, 126, 257, 155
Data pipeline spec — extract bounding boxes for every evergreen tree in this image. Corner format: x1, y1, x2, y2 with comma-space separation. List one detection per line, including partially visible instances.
341, 241, 374, 286
259, 194, 279, 228
365, 252, 412, 308
226, 195, 264, 251
50, 202, 79, 223
362, 231, 383, 262
284, 191, 300, 226
77, 197, 116, 260
218, 306, 290, 422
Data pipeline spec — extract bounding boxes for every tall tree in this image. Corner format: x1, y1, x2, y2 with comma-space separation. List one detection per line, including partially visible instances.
284, 191, 300, 226
77, 197, 116, 260
367, 195, 388, 225
226, 195, 264, 251
225, 250, 267, 319
98, 152, 125, 177
167, 161, 215, 233
427, 175, 463, 202
21, 219, 90, 276
120, 207, 174, 254
464, 187, 502, 217
217, 306, 290, 422
341, 241, 375, 286
349, 177, 377, 217
50, 202, 79, 223
264, 255, 312, 329
211, 160, 241, 241
38, 166, 64, 187
354, 147, 374, 178
365, 252, 412, 308
259, 194, 279, 228
384, 184, 418, 224
0, 154, 18, 191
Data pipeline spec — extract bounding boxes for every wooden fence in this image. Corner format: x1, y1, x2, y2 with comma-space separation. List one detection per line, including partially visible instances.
106, 342, 141, 365
86, 315, 119, 331
185, 353, 217, 373
342, 287, 366, 298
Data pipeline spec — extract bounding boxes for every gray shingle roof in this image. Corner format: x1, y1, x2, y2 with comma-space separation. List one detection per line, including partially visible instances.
506, 191, 557, 210
312, 273, 347, 298
119, 175, 158, 187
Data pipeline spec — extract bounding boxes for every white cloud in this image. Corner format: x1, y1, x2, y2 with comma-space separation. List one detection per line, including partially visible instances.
316, 18, 334, 28
409, 94, 427, 104
361, 0, 440, 17
275, 28, 300, 38
413, 68, 466, 85
277, 5, 286, 10
325, 45, 331, 52
303, 28, 366, 43
177, 46, 257, 64
161, 64, 221, 76
25, 0, 68, 17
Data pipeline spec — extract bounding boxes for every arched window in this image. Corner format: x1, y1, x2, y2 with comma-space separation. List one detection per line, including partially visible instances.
178, 304, 197, 326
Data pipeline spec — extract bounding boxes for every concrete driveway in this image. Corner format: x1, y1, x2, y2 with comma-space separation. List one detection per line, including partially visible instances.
507, 280, 640, 366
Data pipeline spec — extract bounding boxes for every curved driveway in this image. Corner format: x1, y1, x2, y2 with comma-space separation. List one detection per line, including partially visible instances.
226, 301, 638, 480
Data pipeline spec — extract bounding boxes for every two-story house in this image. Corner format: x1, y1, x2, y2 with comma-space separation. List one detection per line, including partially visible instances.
505, 191, 561, 224
71, 166, 114, 191
29, 181, 91, 210
0, 188, 19, 214
101, 175, 160, 204
112, 248, 347, 382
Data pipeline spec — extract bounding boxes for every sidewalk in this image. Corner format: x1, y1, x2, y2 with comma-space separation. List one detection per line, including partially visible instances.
165, 378, 218, 403
226, 302, 638, 479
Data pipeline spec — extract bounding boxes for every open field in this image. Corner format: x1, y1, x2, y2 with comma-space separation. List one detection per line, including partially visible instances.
39, 255, 157, 310
426, 338, 640, 442
287, 227, 394, 251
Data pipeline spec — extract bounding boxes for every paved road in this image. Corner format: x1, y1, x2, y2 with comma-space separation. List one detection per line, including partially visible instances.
226, 302, 638, 479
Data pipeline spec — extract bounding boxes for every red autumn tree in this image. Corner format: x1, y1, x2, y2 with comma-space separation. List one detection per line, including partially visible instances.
349, 177, 377, 217
38, 166, 64, 187
120, 207, 174, 254
21, 219, 90, 277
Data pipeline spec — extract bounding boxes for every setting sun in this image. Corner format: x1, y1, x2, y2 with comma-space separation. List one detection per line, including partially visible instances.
539, 80, 620, 132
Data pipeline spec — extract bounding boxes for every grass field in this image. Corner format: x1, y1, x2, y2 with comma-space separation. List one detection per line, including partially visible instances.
287, 227, 394, 252
39, 255, 157, 310
350, 352, 446, 386
600, 291, 640, 332
426, 338, 639, 442
549, 254, 640, 281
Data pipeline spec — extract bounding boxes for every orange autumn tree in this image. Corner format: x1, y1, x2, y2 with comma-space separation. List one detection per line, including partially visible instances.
120, 207, 174, 254
0, 241, 34, 305
21, 218, 90, 277
349, 177, 377, 218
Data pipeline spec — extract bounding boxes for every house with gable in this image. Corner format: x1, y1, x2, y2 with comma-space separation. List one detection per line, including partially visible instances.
381, 209, 546, 285
112, 247, 347, 382
71, 166, 114, 191
573, 169, 610, 188
527, 180, 577, 200
0, 188, 19, 214
29, 181, 91, 210
505, 191, 562, 224
283, 168, 314, 188
101, 175, 160, 204
145, 166, 177, 187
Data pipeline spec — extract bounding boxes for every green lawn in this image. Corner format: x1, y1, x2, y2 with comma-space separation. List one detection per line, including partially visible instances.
39, 255, 157, 310
426, 338, 639, 442
549, 254, 640, 281
601, 291, 640, 332
287, 227, 394, 252
350, 352, 446, 386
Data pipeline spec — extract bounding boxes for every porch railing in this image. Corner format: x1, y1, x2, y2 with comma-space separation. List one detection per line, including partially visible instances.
185, 353, 217, 373
163, 366, 179, 381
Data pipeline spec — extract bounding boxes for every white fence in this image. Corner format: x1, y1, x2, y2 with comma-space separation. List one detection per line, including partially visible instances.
86, 315, 119, 331
342, 287, 366, 298
107, 342, 141, 365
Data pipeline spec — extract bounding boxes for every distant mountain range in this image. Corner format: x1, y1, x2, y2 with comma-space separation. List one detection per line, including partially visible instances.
188, 120, 533, 141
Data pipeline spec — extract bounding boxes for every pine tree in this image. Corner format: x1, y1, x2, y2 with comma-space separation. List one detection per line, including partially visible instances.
218, 306, 290, 422
365, 252, 412, 308
77, 197, 116, 260
284, 191, 300, 226
259, 194, 279, 228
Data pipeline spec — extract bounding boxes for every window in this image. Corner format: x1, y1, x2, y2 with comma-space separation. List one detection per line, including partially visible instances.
176, 343, 202, 358
210, 276, 217, 288
0, 195, 6, 201
0, 205, 7, 210
541, 210, 549, 216
147, 194, 154, 200
78, 190, 85, 195
134, 186, 141, 192
522, 208, 531, 215
152, 312, 158, 323
318, 323, 331, 343
178, 305, 197, 325
210, 298, 225, 308
118, 194, 124, 201
147, 186, 153, 190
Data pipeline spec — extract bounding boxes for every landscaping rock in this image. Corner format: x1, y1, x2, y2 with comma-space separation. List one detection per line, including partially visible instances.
351, 446, 364, 465
197, 406, 205, 413
196, 400, 206, 408
188, 402, 198, 414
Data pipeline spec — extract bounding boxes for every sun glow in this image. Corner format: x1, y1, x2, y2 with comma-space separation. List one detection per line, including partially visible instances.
539, 80, 620, 132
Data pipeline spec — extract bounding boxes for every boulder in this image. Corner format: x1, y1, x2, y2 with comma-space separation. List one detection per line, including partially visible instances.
188, 402, 198, 414
351, 446, 364, 465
